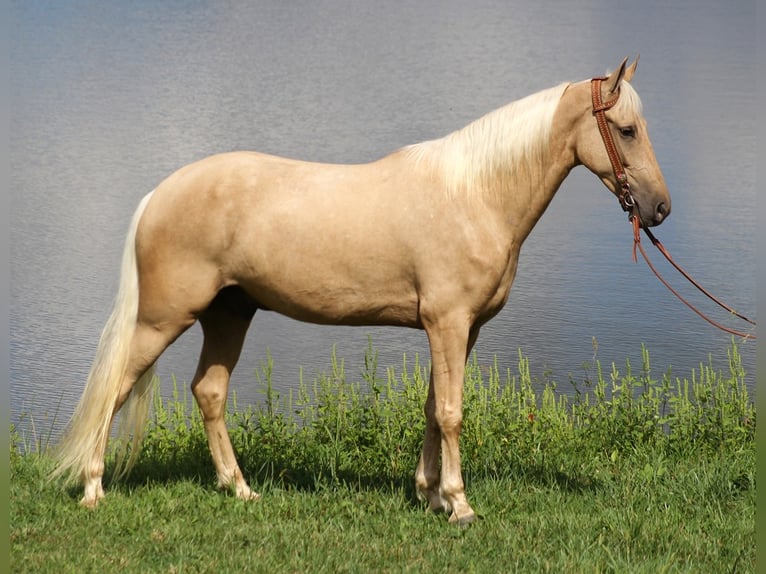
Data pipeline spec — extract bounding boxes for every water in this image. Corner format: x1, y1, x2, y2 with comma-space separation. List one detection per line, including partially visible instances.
10, 1, 756, 439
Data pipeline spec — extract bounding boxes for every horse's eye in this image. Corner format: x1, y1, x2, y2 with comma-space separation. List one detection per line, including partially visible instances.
618, 126, 636, 139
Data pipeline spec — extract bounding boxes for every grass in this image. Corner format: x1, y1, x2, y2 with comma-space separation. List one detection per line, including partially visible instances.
10, 341, 756, 573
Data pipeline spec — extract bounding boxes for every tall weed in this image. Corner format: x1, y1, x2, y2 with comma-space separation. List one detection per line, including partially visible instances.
69, 340, 755, 489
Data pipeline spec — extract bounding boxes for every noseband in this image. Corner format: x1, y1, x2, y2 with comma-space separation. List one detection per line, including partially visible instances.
591, 77, 635, 214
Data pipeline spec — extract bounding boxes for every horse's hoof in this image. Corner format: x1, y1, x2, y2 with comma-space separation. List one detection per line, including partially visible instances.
448, 509, 477, 527
240, 491, 261, 502
233, 484, 261, 502
79, 496, 100, 509
416, 486, 446, 513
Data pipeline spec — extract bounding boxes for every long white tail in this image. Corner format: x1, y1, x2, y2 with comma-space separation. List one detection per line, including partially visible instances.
51, 190, 157, 485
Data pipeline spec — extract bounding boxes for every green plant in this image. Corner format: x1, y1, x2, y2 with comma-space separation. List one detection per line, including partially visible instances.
11, 340, 755, 573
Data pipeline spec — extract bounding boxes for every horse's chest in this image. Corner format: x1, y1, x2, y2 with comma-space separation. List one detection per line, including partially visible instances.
468, 245, 520, 321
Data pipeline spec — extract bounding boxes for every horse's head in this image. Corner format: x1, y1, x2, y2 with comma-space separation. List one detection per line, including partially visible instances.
573, 57, 670, 227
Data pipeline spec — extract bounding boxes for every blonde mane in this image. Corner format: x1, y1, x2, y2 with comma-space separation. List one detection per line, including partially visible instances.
405, 82, 570, 198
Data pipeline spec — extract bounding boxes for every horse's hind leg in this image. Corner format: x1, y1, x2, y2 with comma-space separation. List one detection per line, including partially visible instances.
191, 286, 258, 500
82, 318, 194, 507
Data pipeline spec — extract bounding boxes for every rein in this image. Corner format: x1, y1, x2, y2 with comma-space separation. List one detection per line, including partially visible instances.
591, 77, 757, 341
630, 218, 756, 340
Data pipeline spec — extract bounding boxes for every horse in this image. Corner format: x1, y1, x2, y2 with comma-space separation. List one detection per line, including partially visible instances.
52, 57, 670, 525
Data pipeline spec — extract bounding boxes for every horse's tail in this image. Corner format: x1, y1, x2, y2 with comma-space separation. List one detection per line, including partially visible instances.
51, 190, 157, 485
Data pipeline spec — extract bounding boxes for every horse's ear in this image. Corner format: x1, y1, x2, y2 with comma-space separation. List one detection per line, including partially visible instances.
606, 56, 630, 94
624, 55, 639, 83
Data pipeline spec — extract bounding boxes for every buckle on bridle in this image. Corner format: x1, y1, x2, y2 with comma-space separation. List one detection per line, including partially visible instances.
619, 183, 635, 211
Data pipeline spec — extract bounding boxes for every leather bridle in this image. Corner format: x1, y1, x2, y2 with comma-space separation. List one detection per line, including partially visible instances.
591, 77, 636, 214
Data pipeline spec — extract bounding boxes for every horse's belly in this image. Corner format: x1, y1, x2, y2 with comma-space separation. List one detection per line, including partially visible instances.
235, 267, 422, 328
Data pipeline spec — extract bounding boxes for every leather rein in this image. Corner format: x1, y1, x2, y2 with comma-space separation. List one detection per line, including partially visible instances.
590, 77, 756, 340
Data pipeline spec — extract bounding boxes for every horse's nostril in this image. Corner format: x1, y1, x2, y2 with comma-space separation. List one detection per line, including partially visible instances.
656, 202, 668, 218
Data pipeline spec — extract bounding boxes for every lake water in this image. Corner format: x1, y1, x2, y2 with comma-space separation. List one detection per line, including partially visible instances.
10, 1, 756, 440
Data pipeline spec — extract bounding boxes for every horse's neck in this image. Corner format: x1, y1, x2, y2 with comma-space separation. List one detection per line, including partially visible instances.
491, 89, 583, 244
435, 93, 576, 242
402, 85, 579, 245
491, 154, 574, 245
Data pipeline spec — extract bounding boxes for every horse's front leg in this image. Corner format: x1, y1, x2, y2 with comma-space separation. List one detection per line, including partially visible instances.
415, 370, 442, 512
416, 318, 479, 525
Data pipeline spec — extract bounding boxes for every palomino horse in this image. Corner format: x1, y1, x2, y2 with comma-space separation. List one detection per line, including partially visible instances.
53, 57, 669, 524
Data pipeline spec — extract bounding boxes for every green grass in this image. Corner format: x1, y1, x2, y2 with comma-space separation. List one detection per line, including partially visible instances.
11, 341, 755, 573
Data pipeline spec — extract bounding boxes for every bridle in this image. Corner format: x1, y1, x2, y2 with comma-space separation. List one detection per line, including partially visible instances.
590, 77, 756, 340
591, 77, 636, 214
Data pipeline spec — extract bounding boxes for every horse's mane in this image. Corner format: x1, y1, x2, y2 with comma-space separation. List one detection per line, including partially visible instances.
404, 82, 571, 199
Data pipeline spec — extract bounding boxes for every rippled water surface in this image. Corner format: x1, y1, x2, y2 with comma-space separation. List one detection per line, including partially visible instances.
10, 1, 756, 437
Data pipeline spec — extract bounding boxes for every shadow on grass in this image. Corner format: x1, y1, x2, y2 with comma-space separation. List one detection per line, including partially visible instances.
103, 446, 604, 510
